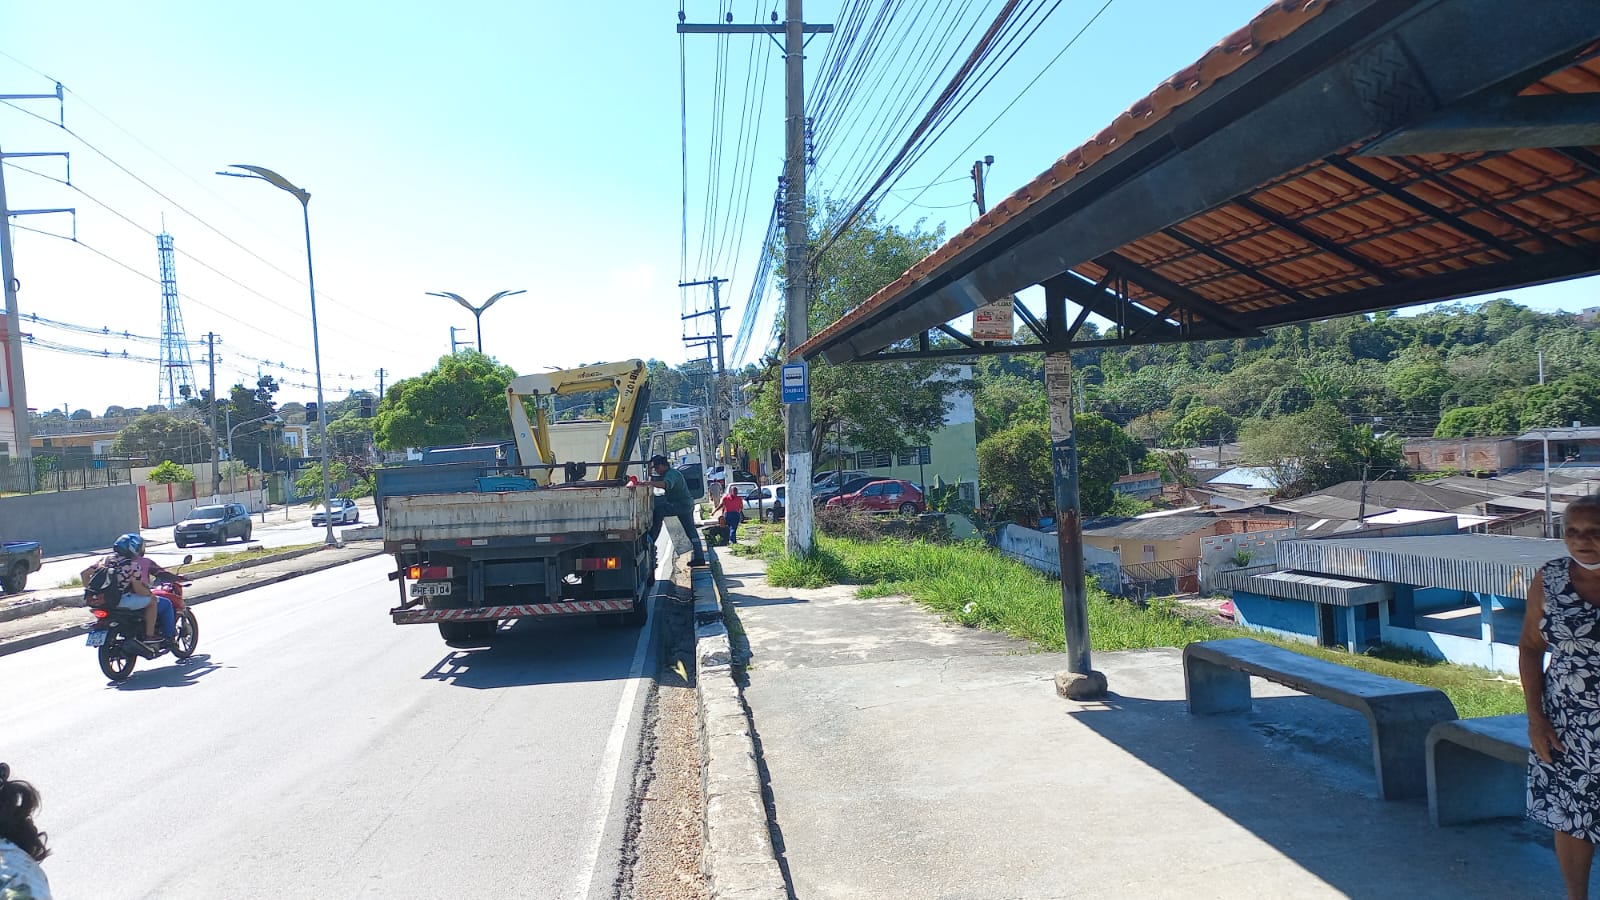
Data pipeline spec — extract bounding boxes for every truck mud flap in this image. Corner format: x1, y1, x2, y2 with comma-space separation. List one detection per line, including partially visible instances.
391, 600, 636, 624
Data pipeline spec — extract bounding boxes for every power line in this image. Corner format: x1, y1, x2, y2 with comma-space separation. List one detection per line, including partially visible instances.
884, 0, 1117, 222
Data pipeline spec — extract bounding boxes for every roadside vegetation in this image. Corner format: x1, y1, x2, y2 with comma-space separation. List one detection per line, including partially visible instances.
738, 531, 1523, 718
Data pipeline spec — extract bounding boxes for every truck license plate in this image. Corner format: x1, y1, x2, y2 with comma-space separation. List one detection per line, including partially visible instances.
410, 582, 452, 598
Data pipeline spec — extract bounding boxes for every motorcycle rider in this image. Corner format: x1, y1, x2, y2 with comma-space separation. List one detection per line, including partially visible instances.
81, 534, 176, 651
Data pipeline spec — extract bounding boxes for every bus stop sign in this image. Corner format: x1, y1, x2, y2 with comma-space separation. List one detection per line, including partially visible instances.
781, 362, 808, 404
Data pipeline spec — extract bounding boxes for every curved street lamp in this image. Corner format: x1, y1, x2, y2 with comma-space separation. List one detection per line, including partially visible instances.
426, 290, 525, 353
216, 163, 334, 546
226, 412, 283, 499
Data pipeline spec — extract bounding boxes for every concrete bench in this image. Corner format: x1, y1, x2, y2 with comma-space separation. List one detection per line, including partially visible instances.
1426, 714, 1530, 826
1184, 637, 1459, 800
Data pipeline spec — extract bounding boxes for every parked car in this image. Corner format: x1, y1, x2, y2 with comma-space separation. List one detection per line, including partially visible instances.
812, 475, 882, 507
813, 469, 870, 490
0, 536, 42, 594
175, 503, 253, 547
312, 498, 361, 526
706, 466, 757, 491
742, 484, 787, 522
824, 479, 925, 514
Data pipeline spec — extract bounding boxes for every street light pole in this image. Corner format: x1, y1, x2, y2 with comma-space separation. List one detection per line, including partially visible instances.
218, 164, 335, 546
228, 412, 282, 502
426, 290, 525, 353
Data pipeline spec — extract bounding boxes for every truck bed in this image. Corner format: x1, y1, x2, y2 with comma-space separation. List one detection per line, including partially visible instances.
382, 485, 651, 545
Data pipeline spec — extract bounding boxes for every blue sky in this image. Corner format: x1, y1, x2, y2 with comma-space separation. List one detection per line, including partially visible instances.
3, 1, 1595, 416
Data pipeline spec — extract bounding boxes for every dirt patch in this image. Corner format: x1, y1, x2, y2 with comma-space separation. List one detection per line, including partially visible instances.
614, 585, 707, 900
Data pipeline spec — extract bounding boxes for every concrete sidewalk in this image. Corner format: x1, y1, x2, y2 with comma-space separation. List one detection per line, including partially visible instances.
0, 542, 387, 658
714, 551, 1562, 899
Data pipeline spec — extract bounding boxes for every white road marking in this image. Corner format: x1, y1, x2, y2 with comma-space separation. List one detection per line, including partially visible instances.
572, 536, 669, 899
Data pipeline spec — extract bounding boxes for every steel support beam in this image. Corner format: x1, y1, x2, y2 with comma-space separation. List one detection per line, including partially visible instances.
1100, 252, 1258, 335
1324, 156, 1530, 260
1358, 92, 1600, 156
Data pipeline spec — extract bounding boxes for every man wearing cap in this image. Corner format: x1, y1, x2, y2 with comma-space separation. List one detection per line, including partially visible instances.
642, 455, 706, 567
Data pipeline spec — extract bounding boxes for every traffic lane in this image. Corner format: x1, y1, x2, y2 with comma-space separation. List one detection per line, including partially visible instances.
2, 556, 658, 900
26, 516, 366, 593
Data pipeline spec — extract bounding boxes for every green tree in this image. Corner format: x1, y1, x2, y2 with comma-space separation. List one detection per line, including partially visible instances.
295, 459, 373, 499
1239, 404, 1400, 497
974, 372, 1047, 440
324, 414, 375, 460
977, 421, 1052, 523
1074, 413, 1147, 515
1168, 405, 1236, 448
112, 412, 214, 465
374, 351, 518, 450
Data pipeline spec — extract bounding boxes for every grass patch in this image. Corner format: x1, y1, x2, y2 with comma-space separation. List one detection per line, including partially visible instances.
745, 533, 1525, 719
180, 543, 323, 574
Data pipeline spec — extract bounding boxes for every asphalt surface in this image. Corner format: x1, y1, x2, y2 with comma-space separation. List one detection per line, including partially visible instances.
24, 499, 375, 594
3, 553, 664, 900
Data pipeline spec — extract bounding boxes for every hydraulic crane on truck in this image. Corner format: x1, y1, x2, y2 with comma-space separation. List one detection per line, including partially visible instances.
504, 360, 650, 485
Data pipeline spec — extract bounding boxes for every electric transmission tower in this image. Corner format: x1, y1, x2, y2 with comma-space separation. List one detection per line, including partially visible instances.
156, 230, 196, 407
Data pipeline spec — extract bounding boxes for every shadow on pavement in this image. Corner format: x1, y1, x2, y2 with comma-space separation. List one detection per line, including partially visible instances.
110, 653, 226, 690
1068, 691, 1553, 898
419, 603, 655, 689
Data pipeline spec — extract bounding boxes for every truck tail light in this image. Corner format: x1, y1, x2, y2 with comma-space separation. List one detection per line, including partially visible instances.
576, 557, 620, 571
407, 565, 454, 580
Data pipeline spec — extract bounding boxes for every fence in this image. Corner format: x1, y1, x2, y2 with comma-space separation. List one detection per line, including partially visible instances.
0, 457, 135, 494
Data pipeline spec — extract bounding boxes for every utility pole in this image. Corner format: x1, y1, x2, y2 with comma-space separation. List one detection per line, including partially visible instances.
680, 276, 729, 458
0, 136, 70, 469
376, 368, 386, 398
206, 332, 220, 496
679, 4, 831, 557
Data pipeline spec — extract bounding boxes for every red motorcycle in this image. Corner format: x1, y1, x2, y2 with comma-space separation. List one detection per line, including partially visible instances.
86, 555, 200, 682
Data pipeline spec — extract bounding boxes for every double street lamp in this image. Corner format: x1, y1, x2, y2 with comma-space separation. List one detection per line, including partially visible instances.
217, 164, 335, 547
426, 290, 525, 353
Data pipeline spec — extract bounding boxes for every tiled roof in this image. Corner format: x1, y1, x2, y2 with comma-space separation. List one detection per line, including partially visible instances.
797, 1, 1600, 363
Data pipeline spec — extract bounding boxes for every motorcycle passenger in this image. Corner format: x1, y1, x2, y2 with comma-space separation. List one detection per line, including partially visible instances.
81, 534, 176, 650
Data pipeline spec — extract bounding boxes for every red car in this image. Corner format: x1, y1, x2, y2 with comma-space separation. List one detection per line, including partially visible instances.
824, 479, 925, 514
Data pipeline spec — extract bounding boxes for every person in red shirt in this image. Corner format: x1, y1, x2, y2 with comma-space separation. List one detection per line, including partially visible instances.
715, 487, 746, 545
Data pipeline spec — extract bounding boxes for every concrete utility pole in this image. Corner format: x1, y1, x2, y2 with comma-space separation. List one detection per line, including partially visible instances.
680, 276, 729, 457
0, 142, 71, 469
781, 0, 815, 556
376, 368, 386, 399
678, 4, 831, 558
207, 332, 220, 497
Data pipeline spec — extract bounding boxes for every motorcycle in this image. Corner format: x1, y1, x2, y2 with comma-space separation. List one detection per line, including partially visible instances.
86, 554, 200, 682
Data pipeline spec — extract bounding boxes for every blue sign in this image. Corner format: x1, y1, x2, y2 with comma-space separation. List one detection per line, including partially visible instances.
780, 362, 808, 404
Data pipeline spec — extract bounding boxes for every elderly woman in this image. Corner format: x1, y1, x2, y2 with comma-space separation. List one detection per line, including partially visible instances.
1523, 493, 1600, 899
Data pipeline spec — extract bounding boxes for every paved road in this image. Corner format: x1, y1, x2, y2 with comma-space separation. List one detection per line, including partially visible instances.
2, 555, 661, 899
25, 500, 374, 594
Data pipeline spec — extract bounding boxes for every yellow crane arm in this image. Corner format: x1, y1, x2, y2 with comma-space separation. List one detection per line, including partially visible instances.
505, 360, 650, 484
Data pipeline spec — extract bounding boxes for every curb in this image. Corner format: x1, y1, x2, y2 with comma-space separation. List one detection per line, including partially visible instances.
0, 545, 387, 659
694, 548, 787, 900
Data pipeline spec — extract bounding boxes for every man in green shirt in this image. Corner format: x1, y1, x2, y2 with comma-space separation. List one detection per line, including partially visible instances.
644, 454, 706, 566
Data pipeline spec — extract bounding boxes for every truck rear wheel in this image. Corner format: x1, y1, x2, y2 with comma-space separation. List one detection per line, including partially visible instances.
438, 622, 471, 641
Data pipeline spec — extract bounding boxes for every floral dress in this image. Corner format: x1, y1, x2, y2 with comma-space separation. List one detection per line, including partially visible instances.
1529, 557, 1600, 839
0, 837, 51, 900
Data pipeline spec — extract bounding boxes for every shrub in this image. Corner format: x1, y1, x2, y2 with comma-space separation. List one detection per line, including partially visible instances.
148, 460, 195, 484
815, 505, 951, 542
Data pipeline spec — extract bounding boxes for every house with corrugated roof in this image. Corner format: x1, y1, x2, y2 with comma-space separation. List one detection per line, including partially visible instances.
1213, 533, 1566, 674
